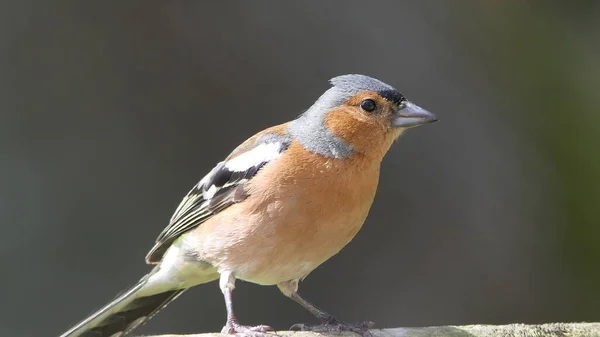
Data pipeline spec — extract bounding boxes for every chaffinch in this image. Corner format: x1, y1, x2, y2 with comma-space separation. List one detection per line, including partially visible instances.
60, 74, 437, 337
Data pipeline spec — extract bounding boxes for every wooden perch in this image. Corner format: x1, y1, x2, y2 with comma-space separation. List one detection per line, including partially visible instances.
140, 322, 600, 337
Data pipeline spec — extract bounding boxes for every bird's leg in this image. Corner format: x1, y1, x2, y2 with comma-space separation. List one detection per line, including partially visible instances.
220, 271, 274, 336
278, 280, 374, 337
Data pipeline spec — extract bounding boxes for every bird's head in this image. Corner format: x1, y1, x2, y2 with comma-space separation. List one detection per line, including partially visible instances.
289, 74, 437, 160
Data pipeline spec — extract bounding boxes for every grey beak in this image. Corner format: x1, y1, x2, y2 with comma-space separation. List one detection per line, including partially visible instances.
392, 101, 438, 128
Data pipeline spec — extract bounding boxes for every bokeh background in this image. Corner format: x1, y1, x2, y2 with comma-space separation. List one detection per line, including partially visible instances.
1, 1, 599, 336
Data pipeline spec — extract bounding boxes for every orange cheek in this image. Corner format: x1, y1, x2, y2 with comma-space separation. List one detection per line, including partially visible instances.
324, 109, 393, 158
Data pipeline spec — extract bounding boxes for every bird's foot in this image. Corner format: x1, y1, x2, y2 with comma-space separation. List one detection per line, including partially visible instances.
221, 321, 274, 336
291, 318, 374, 337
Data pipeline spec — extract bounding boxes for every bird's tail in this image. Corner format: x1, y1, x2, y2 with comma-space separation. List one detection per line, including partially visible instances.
59, 271, 186, 337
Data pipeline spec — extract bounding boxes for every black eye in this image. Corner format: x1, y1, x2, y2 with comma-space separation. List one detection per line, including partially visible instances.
360, 99, 376, 112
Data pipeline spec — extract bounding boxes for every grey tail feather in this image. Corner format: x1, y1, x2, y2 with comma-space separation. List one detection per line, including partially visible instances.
59, 275, 187, 337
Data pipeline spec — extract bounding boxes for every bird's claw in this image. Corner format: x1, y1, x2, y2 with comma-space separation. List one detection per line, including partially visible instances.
290, 319, 374, 337
221, 321, 274, 337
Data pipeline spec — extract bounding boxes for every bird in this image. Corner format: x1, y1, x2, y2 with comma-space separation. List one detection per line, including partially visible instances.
59, 74, 437, 337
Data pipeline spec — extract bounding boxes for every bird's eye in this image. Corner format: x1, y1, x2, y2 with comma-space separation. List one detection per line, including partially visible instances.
360, 99, 376, 112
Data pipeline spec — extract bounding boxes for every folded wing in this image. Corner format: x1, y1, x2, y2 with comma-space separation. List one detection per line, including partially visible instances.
146, 132, 292, 263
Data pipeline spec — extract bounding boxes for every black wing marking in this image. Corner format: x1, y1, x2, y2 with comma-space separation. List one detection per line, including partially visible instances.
146, 133, 291, 263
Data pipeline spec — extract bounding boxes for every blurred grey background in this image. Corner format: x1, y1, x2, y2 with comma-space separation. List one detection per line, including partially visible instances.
1, 1, 599, 336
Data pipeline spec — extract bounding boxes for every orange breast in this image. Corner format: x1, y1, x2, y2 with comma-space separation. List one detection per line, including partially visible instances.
185, 141, 381, 285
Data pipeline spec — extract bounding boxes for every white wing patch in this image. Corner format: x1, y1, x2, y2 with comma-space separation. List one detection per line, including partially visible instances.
224, 142, 283, 171
202, 184, 219, 200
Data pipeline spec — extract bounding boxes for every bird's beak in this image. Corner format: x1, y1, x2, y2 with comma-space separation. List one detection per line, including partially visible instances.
392, 101, 438, 128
